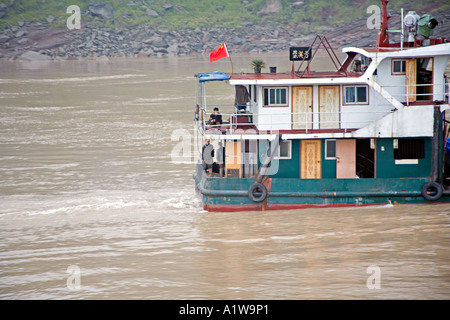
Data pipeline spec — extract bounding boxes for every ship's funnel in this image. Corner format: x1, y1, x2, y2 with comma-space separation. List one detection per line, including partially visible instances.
417, 14, 439, 38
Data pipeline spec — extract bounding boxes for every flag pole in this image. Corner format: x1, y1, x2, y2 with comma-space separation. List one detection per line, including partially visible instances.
225, 43, 233, 76
229, 55, 234, 76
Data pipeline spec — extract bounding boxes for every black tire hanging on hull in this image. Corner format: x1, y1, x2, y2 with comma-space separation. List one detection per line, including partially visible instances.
421, 182, 443, 201
248, 182, 268, 202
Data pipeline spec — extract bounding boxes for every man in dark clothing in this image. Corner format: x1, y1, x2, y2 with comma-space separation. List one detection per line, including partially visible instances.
235, 85, 249, 112
216, 141, 225, 177
202, 139, 214, 175
209, 107, 222, 126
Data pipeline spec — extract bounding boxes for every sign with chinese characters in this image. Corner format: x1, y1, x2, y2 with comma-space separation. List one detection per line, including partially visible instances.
289, 47, 312, 61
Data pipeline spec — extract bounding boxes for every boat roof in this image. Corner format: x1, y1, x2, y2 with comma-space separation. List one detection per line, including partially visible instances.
196, 41, 450, 86
227, 73, 365, 85
344, 42, 450, 59
229, 71, 362, 81
196, 71, 229, 83
226, 42, 450, 85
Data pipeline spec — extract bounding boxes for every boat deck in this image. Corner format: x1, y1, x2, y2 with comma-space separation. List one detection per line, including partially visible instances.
228, 71, 363, 81
204, 124, 357, 135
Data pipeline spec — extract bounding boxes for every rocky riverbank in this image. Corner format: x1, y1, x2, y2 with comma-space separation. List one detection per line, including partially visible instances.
0, 20, 323, 60
1, 1, 449, 61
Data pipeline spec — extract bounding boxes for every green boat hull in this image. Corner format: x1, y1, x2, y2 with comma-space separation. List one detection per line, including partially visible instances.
194, 165, 450, 212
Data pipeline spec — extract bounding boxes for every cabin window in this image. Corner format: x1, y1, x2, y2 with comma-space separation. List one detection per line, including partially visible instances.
272, 140, 291, 159
325, 139, 336, 159
394, 138, 425, 159
278, 140, 291, 159
263, 87, 288, 107
343, 85, 368, 104
361, 56, 372, 70
268, 140, 292, 159
392, 59, 406, 75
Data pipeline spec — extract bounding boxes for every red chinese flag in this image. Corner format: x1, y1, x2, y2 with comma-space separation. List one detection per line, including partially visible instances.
209, 43, 229, 62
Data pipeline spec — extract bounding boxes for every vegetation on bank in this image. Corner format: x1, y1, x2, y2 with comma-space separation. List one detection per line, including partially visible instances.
1, 0, 449, 32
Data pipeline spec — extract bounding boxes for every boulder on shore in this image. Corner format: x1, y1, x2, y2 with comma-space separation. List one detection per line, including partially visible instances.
18, 50, 52, 61
258, 0, 283, 15
89, 1, 114, 21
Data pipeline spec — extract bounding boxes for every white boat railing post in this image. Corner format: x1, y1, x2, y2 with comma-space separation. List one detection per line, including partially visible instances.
406, 83, 409, 106
230, 114, 233, 134
305, 112, 308, 133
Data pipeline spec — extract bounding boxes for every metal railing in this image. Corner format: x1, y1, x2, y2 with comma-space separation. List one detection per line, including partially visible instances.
196, 109, 393, 135
379, 82, 449, 106
254, 110, 392, 132
195, 81, 449, 135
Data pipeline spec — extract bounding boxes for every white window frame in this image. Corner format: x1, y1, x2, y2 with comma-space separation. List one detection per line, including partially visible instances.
263, 87, 288, 107
324, 139, 336, 160
392, 59, 406, 75
273, 140, 292, 160
343, 85, 369, 105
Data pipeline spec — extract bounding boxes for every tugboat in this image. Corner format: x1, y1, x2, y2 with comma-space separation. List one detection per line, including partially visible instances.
192, 0, 450, 212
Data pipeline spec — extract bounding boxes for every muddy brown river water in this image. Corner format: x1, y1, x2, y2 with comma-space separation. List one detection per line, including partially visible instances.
0, 53, 449, 299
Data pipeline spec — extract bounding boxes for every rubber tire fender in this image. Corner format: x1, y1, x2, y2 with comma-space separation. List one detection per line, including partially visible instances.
421, 182, 443, 201
248, 182, 268, 203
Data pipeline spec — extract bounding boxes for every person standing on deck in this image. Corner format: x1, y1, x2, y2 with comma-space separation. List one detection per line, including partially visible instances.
235, 85, 249, 112
202, 139, 214, 176
216, 141, 225, 177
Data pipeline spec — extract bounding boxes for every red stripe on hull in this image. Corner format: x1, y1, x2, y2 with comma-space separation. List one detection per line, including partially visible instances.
203, 202, 384, 212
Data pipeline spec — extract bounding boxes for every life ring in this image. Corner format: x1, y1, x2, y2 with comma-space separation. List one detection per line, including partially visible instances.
248, 182, 268, 202
421, 182, 443, 201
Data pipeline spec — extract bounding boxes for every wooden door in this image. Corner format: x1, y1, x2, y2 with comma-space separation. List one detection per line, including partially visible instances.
292, 86, 313, 130
405, 59, 417, 102
336, 139, 356, 179
319, 86, 340, 129
242, 140, 258, 178
225, 140, 241, 178
300, 140, 321, 179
